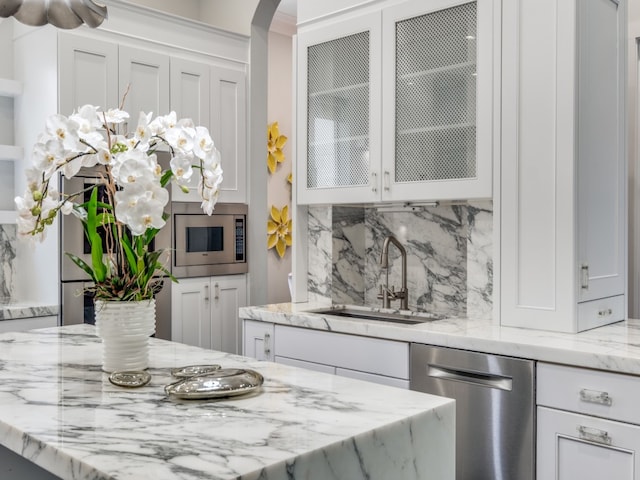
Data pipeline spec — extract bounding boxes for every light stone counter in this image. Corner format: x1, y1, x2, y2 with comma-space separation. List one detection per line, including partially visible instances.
0, 324, 454, 480
0, 301, 58, 320
239, 303, 640, 376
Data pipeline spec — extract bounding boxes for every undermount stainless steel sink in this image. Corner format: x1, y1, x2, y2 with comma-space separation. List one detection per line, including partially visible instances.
310, 307, 442, 325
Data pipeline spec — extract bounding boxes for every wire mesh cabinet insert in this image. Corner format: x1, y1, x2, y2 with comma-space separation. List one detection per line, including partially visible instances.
296, 0, 494, 204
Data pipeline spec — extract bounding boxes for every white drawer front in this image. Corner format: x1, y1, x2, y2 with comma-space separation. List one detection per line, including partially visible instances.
274, 355, 336, 375
577, 295, 625, 331
336, 367, 410, 389
274, 325, 409, 379
538, 362, 640, 425
537, 407, 640, 480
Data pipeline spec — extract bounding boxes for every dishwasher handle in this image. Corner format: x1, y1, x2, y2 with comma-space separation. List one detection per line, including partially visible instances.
427, 364, 513, 391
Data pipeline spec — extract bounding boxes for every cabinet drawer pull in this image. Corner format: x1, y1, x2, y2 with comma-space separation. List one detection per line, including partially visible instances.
577, 425, 612, 446
264, 333, 271, 355
597, 308, 613, 317
580, 264, 589, 289
579, 388, 612, 406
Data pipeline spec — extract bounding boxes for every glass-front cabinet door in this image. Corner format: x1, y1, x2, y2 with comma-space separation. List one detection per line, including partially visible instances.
297, 12, 381, 204
382, 0, 493, 201
296, 0, 493, 205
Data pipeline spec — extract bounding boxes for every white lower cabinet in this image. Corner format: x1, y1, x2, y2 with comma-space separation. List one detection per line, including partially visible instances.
241, 323, 410, 388
537, 363, 640, 479
538, 407, 639, 479
243, 319, 274, 361
171, 275, 246, 354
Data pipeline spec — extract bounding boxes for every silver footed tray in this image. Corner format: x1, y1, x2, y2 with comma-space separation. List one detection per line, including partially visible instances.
165, 368, 264, 399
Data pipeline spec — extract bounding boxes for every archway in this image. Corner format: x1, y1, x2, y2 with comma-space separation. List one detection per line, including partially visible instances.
248, 0, 281, 306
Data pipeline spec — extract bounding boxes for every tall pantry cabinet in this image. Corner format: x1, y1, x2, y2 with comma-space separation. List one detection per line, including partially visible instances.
500, 0, 627, 333
296, 0, 495, 204
11, 3, 249, 337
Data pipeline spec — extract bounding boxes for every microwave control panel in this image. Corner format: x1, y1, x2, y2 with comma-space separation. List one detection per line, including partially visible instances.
235, 217, 245, 262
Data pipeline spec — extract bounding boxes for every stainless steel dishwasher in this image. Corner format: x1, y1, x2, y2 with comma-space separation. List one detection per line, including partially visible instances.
410, 344, 535, 480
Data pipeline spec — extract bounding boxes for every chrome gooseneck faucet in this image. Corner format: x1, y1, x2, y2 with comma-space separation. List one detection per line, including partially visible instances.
378, 235, 408, 310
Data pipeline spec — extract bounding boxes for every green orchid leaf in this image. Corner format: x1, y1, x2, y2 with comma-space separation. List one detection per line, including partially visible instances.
160, 170, 173, 188
65, 252, 97, 281
86, 188, 107, 282
121, 236, 138, 276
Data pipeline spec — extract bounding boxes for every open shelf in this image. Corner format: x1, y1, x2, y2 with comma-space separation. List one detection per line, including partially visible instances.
308, 82, 368, 98
0, 210, 16, 224
398, 122, 475, 136
398, 61, 475, 82
0, 145, 23, 161
0, 78, 22, 97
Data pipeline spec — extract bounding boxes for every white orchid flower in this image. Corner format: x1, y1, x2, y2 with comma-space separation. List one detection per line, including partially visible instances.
32, 138, 62, 180
134, 111, 153, 147
102, 108, 130, 124
148, 111, 176, 136
45, 114, 82, 153
170, 153, 193, 185
70, 105, 101, 134
111, 149, 155, 185
193, 126, 214, 159
114, 180, 169, 236
164, 125, 195, 153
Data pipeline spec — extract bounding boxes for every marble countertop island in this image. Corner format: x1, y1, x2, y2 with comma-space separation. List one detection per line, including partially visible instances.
240, 303, 640, 376
0, 325, 454, 480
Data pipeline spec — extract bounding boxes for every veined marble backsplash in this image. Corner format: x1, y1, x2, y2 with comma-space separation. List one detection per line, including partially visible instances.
308, 201, 493, 319
0, 224, 16, 300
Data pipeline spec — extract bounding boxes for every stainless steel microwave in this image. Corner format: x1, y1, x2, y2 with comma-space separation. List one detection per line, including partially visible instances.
171, 202, 248, 278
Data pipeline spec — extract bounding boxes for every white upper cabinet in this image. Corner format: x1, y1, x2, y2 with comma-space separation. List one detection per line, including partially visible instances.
296, 0, 494, 204
211, 67, 247, 204
170, 57, 211, 128
500, 0, 626, 332
381, 0, 492, 201
58, 34, 118, 115
118, 46, 170, 120
169, 60, 247, 204
59, 29, 248, 206
297, 12, 380, 204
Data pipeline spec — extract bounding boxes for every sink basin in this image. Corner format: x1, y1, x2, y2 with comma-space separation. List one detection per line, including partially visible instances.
310, 307, 442, 325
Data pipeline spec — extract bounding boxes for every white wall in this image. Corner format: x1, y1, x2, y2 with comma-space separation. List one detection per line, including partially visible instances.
123, 0, 259, 36
629, 0, 640, 317
267, 30, 293, 303
200, 0, 260, 36
298, 0, 373, 23
117, 0, 202, 21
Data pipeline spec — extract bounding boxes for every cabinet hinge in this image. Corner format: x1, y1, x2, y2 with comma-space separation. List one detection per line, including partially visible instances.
580, 264, 589, 290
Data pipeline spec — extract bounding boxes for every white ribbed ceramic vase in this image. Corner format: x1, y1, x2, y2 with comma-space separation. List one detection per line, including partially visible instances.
94, 299, 156, 373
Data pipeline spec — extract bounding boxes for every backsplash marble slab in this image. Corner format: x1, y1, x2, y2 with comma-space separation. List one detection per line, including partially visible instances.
0, 224, 16, 301
307, 201, 493, 320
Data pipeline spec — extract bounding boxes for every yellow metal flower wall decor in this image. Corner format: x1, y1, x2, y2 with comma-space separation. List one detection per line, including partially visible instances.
267, 121, 288, 174
267, 205, 292, 258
